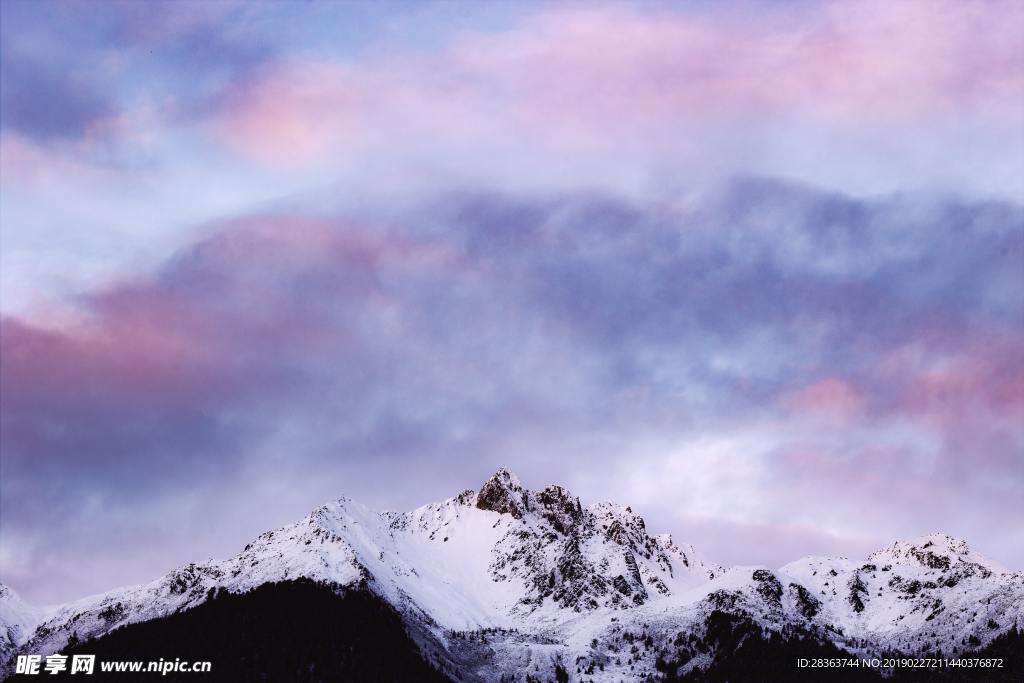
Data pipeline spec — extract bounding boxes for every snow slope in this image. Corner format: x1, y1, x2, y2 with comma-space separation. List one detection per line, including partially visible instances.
0, 584, 45, 665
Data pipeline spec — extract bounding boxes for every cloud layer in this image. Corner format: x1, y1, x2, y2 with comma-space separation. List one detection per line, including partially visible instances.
1, 0, 1022, 603
3, 182, 1022, 601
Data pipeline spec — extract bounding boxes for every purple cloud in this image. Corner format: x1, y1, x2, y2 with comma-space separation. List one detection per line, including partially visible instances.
2, 182, 1021, 602
0, 47, 115, 143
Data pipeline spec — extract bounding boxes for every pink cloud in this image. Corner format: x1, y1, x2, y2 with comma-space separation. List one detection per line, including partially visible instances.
870, 320, 1024, 427
784, 378, 863, 419
2, 212, 477, 391
207, 62, 368, 166
905, 357, 1024, 423
203, 1, 1024, 167
0, 312, 214, 427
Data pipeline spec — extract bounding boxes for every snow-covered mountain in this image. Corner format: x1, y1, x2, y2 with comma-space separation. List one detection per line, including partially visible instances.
0, 585, 45, 666
4, 469, 1022, 681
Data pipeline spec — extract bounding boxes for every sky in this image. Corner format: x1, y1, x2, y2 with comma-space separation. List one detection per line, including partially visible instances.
0, 0, 1022, 605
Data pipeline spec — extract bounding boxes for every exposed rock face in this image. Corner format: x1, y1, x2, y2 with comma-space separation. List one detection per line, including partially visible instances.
474, 467, 526, 518
848, 570, 869, 612
484, 477, 713, 615
534, 485, 584, 534
789, 582, 821, 619
752, 569, 783, 608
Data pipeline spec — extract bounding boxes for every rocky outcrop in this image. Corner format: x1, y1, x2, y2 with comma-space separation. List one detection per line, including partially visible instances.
474, 468, 527, 518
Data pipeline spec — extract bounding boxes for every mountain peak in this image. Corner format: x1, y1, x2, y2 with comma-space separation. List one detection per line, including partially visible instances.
867, 533, 1004, 574
488, 466, 522, 486
9, 484, 1022, 680
475, 467, 526, 518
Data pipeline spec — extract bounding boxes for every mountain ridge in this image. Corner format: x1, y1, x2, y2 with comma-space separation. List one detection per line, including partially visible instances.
3, 469, 1022, 681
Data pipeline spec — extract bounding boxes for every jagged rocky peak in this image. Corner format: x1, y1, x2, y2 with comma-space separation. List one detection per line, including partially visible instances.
535, 485, 586, 534
654, 533, 708, 572
474, 468, 587, 531
474, 469, 670, 556
591, 501, 648, 547
867, 533, 1003, 575
475, 467, 527, 518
